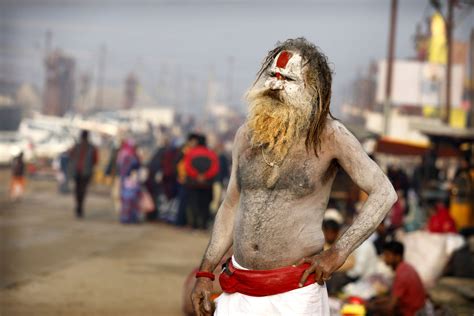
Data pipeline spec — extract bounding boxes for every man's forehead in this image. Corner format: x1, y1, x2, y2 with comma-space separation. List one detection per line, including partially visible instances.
270, 51, 303, 72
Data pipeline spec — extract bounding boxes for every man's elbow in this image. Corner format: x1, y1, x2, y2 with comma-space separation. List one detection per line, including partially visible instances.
385, 182, 398, 208
370, 177, 397, 209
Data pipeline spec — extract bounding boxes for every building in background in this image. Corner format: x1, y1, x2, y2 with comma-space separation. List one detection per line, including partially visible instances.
42, 50, 75, 117
123, 73, 138, 110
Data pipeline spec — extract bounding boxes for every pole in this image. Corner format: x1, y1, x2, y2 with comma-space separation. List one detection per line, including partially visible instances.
469, 28, 474, 127
444, 0, 454, 124
95, 43, 106, 110
45, 30, 52, 57
383, 0, 398, 136
226, 56, 234, 108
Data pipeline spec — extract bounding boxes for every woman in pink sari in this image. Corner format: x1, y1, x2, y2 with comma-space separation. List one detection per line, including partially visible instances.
116, 139, 141, 223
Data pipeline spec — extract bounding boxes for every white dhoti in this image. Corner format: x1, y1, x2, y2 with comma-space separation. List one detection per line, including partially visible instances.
214, 256, 330, 316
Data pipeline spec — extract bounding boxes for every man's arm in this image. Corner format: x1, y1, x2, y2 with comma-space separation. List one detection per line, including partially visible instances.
191, 126, 244, 315
299, 121, 396, 286
198, 127, 243, 272
331, 121, 397, 259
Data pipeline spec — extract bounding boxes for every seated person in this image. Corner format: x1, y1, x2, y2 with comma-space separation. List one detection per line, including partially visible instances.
444, 227, 474, 278
368, 241, 426, 316
426, 200, 457, 234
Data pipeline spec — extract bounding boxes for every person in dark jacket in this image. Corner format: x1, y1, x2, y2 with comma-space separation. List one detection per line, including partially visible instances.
145, 143, 165, 221
69, 130, 98, 218
145, 137, 180, 221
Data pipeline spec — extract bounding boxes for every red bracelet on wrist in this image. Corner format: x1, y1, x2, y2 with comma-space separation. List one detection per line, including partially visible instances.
195, 271, 215, 281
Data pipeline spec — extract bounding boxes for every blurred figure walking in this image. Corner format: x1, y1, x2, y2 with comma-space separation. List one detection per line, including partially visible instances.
117, 138, 141, 224
69, 130, 98, 218
9, 151, 26, 201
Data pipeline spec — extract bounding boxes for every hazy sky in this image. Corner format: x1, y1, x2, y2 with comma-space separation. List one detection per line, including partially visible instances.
1, 0, 473, 115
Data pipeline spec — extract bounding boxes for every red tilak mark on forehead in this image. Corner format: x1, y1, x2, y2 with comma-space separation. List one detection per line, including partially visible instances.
276, 51, 293, 69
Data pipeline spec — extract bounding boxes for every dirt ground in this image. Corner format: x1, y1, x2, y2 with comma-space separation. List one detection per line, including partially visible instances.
0, 170, 209, 315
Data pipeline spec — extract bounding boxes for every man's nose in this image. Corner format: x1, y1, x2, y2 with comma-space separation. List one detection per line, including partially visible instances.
267, 78, 284, 90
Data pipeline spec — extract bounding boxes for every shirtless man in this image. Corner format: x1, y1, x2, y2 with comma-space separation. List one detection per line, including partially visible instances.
191, 38, 397, 315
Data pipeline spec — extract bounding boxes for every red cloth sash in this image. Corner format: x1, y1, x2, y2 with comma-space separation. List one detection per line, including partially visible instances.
219, 258, 316, 297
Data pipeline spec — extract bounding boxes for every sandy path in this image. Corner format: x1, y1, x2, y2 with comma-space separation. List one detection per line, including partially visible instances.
0, 172, 209, 315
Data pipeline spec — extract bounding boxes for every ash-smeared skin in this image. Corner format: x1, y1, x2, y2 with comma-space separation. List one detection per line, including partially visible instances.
198, 119, 397, 273
328, 122, 398, 259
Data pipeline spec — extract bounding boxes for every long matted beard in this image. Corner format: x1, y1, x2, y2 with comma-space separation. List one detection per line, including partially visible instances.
246, 88, 312, 161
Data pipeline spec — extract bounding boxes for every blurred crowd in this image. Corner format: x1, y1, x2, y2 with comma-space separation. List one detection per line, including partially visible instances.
41, 128, 230, 229
319, 152, 474, 315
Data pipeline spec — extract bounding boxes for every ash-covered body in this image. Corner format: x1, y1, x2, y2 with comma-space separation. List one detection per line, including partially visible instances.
235, 133, 337, 270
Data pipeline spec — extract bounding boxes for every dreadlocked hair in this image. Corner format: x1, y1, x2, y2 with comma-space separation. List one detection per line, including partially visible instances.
255, 37, 334, 157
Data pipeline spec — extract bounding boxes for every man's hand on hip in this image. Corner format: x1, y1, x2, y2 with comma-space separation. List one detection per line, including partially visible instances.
297, 248, 346, 287
191, 278, 214, 316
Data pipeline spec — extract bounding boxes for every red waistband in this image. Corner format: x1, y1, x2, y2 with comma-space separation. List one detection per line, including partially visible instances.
218, 258, 316, 297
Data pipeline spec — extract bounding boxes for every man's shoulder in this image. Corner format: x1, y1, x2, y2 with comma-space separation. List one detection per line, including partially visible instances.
235, 124, 248, 137
324, 118, 351, 138
234, 124, 250, 145
322, 118, 356, 148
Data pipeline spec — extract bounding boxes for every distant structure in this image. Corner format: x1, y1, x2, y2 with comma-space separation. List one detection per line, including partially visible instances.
353, 64, 377, 112
0, 100, 22, 131
42, 49, 75, 116
76, 73, 91, 114
123, 72, 138, 109
0, 79, 41, 130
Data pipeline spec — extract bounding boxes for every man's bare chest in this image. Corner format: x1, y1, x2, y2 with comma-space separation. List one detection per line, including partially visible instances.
237, 146, 337, 198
